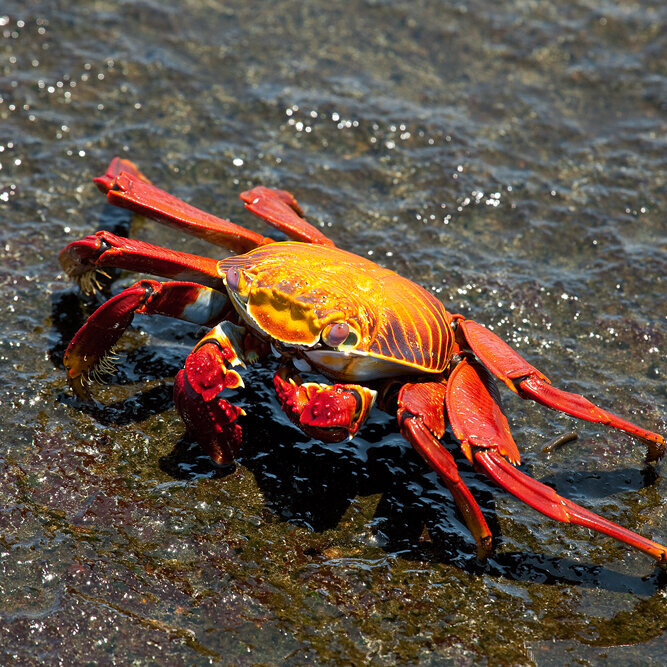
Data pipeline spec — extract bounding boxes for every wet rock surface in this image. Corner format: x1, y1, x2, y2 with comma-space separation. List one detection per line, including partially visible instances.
0, 1, 665, 663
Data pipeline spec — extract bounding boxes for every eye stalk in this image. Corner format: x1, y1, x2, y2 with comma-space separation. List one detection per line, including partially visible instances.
322, 322, 359, 348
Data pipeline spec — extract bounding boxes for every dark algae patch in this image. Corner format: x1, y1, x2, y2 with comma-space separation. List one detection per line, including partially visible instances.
1, 0, 665, 664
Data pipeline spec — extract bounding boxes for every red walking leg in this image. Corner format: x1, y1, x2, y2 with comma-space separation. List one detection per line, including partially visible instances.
457, 318, 665, 461
397, 380, 493, 560
64, 280, 230, 398
94, 157, 272, 252
240, 186, 335, 247
446, 358, 667, 563
60, 231, 224, 293
93, 157, 337, 250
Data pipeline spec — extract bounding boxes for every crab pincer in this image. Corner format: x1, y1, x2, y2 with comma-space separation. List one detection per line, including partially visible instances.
274, 370, 376, 443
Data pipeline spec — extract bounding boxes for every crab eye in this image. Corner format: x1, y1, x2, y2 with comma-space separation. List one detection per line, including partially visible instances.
226, 268, 242, 291
322, 322, 350, 347
322, 322, 359, 348
226, 267, 253, 295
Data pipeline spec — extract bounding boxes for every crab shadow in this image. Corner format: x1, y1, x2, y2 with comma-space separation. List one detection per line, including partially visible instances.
53, 343, 664, 594
155, 366, 665, 596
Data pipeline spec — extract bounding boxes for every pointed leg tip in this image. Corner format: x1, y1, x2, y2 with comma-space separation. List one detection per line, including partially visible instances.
93, 157, 151, 194
645, 438, 665, 463
66, 372, 93, 402
646, 544, 667, 566
476, 536, 494, 562
93, 174, 115, 194
206, 444, 239, 466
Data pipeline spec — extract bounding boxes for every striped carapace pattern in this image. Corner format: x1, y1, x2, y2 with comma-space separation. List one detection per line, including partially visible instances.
368, 270, 453, 372
218, 242, 454, 374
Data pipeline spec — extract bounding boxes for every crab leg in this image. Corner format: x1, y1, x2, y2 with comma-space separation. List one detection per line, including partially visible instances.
446, 358, 667, 563
397, 381, 493, 560
274, 369, 376, 442
94, 157, 272, 252
240, 186, 335, 247
95, 157, 337, 249
64, 280, 230, 399
60, 231, 224, 292
457, 319, 665, 461
175, 322, 250, 464
93, 156, 151, 192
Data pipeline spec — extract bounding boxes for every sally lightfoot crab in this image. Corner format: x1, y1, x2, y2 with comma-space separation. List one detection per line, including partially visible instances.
60, 157, 666, 563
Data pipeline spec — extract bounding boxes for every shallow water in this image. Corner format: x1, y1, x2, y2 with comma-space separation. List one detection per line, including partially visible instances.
1, 0, 665, 664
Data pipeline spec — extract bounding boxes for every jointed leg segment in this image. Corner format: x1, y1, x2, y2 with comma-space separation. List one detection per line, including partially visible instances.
64, 280, 230, 398
60, 231, 225, 292
457, 318, 665, 459
397, 380, 493, 560
91, 156, 335, 251
93, 157, 272, 252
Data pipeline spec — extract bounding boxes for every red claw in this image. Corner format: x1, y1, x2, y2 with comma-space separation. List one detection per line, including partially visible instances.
184, 343, 243, 403
175, 324, 248, 464
174, 369, 244, 464
274, 372, 375, 442
301, 386, 359, 432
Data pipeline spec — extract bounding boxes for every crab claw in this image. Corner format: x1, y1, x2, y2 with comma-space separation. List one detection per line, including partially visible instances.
174, 323, 248, 464
174, 368, 245, 465
274, 371, 376, 442
184, 329, 245, 402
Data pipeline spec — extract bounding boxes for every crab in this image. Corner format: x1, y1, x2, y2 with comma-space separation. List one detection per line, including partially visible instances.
59, 157, 666, 563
